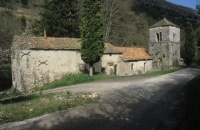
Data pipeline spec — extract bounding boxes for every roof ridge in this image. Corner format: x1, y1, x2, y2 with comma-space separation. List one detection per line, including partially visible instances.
116, 46, 146, 49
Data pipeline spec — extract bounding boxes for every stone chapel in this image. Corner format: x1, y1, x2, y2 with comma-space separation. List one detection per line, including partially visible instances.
11, 18, 180, 91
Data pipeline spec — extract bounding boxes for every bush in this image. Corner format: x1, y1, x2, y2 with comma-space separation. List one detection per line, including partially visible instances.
184, 22, 196, 65
21, 0, 29, 7
0, 49, 12, 90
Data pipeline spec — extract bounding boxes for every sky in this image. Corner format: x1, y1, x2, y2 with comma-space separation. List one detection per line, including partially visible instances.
166, 0, 198, 9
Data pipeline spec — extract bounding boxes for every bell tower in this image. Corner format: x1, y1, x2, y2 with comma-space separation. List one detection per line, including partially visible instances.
149, 18, 180, 70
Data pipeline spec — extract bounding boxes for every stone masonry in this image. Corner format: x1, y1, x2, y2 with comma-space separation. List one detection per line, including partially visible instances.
149, 18, 181, 70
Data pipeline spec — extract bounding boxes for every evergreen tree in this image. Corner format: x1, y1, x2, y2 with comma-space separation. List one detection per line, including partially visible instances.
196, 4, 200, 14
33, 0, 80, 37
197, 37, 200, 47
184, 22, 196, 65
80, 0, 104, 76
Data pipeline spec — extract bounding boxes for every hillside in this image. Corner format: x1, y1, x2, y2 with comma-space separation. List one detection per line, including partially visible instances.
0, 0, 199, 48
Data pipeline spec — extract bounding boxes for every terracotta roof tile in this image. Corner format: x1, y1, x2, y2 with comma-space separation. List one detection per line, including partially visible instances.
13, 35, 80, 50
13, 36, 122, 54
116, 47, 151, 61
104, 43, 122, 54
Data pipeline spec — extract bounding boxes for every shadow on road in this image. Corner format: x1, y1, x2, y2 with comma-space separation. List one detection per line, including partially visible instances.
27, 77, 184, 130
3, 68, 200, 130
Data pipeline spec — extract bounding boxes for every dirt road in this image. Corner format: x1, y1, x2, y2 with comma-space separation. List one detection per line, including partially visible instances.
0, 68, 200, 130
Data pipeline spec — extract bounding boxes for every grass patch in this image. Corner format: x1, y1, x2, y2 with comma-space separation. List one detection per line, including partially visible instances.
136, 66, 184, 77
34, 73, 117, 91
0, 89, 27, 100
0, 91, 99, 124
182, 74, 200, 129
34, 67, 184, 92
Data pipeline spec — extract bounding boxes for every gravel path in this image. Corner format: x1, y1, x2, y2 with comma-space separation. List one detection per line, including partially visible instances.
0, 68, 200, 130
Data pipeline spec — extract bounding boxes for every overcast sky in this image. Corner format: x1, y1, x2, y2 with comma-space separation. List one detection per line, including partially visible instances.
166, 0, 198, 9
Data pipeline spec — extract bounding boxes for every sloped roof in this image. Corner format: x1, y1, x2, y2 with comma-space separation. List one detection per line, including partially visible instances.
104, 43, 122, 54
13, 36, 121, 54
13, 35, 80, 50
116, 47, 151, 61
150, 18, 179, 28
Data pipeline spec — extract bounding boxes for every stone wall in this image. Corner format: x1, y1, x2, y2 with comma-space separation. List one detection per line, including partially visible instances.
12, 49, 84, 91
92, 54, 122, 75
149, 26, 180, 70
149, 42, 180, 70
149, 26, 180, 43
118, 60, 152, 75
92, 54, 152, 76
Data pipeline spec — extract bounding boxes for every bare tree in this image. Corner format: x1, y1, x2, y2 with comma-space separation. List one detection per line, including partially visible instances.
102, 0, 120, 42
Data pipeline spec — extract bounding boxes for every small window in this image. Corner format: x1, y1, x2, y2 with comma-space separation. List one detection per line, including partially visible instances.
101, 68, 105, 73
160, 32, 162, 41
131, 63, 134, 70
156, 32, 162, 42
156, 33, 160, 42
173, 32, 176, 42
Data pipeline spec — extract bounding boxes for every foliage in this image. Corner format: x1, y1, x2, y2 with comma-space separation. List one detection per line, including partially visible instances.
196, 4, 200, 14
184, 22, 196, 65
132, 2, 199, 28
80, 0, 104, 76
182, 74, 200, 130
0, 0, 11, 8
0, 49, 12, 90
33, 0, 80, 37
197, 37, 200, 47
20, 16, 26, 32
0, 92, 98, 124
21, 0, 29, 7
132, 1, 200, 48
34, 73, 117, 91
0, 12, 17, 90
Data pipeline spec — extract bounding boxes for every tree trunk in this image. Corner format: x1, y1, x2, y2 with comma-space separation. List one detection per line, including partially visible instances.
89, 64, 93, 76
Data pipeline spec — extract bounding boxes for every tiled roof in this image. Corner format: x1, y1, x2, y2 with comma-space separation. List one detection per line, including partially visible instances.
13, 36, 121, 54
116, 47, 151, 61
150, 18, 178, 28
104, 43, 122, 54
13, 35, 80, 50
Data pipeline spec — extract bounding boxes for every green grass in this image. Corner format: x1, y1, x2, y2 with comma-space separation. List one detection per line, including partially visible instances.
0, 67, 188, 125
0, 92, 99, 124
34, 73, 117, 91
136, 66, 184, 77
34, 67, 184, 92
182, 74, 200, 129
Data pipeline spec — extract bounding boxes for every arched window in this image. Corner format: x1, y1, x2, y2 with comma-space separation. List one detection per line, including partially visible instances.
156, 33, 160, 42
156, 32, 162, 42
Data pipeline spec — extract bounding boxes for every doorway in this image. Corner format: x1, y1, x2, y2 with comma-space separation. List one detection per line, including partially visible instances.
114, 64, 117, 75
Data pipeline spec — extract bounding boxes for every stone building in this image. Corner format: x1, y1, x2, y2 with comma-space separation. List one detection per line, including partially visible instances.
93, 45, 152, 76
149, 18, 181, 70
115, 47, 152, 75
11, 36, 152, 90
11, 18, 180, 90
12, 36, 85, 90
